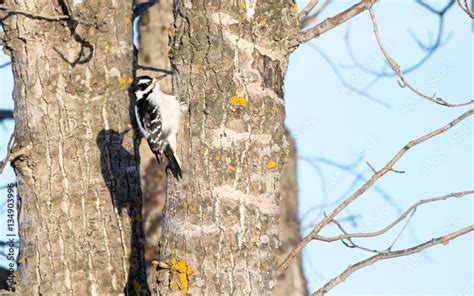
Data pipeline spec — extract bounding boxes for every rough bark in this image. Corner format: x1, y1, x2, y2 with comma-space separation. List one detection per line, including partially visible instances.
156, 1, 299, 294
276, 134, 308, 296
1, 1, 148, 294
136, 0, 173, 286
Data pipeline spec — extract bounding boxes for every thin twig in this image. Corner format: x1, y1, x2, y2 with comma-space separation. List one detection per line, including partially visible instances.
298, 0, 319, 22
0, 133, 14, 174
301, 0, 332, 29
368, 8, 473, 107
457, 0, 474, 18
277, 110, 473, 275
288, 0, 377, 49
0, 62, 11, 69
314, 190, 473, 242
366, 162, 376, 173
384, 208, 415, 251
330, 218, 380, 253
313, 225, 474, 295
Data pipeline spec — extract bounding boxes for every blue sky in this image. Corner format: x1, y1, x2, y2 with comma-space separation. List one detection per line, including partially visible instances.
286, 0, 473, 294
1, 0, 473, 294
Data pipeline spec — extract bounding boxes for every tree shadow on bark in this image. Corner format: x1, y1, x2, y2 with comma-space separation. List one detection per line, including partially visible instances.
96, 129, 150, 295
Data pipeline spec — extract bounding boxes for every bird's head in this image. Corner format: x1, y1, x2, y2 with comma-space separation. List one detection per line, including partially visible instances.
130, 74, 167, 100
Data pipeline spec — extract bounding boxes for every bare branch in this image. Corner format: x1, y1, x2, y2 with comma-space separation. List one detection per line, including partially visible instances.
315, 191, 474, 242
288, 0, 377, 48
368, 8, 473, 107
298, 0, 319, 22
301, 0, 332, 29
0, 110, 13, 119
277, 110, 473, 275
457, 0, 474, 18
0, 133, 14, 174
343, 1, 453, 78
313, 225, 474, 295
330, 218, 380, 253
0, 62, 11, 69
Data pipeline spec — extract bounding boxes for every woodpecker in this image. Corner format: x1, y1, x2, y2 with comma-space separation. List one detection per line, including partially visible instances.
131, 74, 182, 180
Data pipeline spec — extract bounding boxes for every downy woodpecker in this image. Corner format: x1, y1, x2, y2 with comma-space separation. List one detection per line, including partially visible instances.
131, 74, 182, 180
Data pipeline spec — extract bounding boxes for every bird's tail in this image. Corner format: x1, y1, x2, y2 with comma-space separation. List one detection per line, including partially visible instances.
163, 144, 182, 180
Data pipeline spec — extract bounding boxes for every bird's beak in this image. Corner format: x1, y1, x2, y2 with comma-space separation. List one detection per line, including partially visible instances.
156, 73, 167, 82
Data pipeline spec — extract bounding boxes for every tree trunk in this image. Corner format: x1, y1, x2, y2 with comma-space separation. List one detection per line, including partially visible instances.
1, 1, 148, 294
276, 134, 308, 296
157, 1, 299, 294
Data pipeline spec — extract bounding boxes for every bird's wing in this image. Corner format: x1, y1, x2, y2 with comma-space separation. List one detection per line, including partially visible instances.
136, 99, 164, 155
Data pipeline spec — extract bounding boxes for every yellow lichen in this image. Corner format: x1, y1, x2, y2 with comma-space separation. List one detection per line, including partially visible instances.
157, 257, 192, 295
266, 160, 276, 169
123, 17, 131, 25
178, 272, 189, 294
127, 77, 134, 85
71, 146, 79, 154
118, 78, 126, 86
230, 96, 247, 107
271, 106, 279, 113
249, 184, 257, 192
188, 205, 197, 214
258, 17, 267, 26
127, 247, 132, 254
214, 154, 221, 161
170, 281, 179, 291
240, 1, 246, 10
229, 165, 236, 172
291, 2, 298, 14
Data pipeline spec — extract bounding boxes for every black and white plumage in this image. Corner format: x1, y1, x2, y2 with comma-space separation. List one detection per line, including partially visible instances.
131, 74, 183, 180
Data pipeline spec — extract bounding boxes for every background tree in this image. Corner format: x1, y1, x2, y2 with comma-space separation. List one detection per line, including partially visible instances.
1, 1, 148, 293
